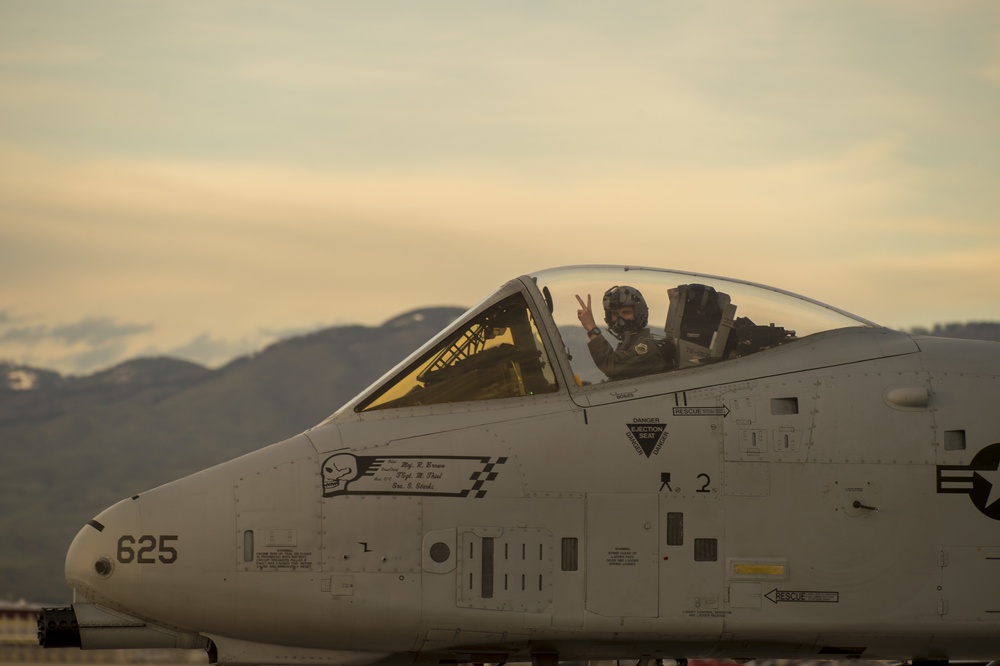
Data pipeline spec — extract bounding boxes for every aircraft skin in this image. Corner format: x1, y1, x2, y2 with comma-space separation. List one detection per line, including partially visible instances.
39, 265, 1000, 665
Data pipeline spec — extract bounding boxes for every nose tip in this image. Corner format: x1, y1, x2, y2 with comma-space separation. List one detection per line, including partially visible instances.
65, 519, 114, 598
66, 498, 140, 603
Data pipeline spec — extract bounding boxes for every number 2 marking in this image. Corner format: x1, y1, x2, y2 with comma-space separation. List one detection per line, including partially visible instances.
137, 535, 157, 563
697, 473, 712, 493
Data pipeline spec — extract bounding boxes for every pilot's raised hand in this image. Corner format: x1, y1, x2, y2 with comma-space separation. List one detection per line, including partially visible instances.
576, 294, 598, 332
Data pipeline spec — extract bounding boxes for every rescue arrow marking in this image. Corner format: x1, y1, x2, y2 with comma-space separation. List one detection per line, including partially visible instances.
765, 589, 839, 604
672, 406, 730, 417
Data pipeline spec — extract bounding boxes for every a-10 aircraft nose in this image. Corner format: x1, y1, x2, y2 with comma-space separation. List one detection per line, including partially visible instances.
44, 491, 210, 651
37, 513, 121, 649
64, 496, 143, 605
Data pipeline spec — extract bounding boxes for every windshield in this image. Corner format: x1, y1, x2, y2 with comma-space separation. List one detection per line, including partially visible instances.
357, 292, 559, 411
533, 265, 878, 386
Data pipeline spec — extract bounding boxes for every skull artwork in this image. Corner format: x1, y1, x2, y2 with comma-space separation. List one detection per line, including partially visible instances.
321, 453, 358, 495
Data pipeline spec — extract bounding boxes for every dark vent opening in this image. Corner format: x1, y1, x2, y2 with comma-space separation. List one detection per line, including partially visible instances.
666, 512, 684, 546
694, 538, 718, 562
944, 430, 966, 451
561, 537, 579, 571
771, 397, 799, 415
481, 537, 494, 599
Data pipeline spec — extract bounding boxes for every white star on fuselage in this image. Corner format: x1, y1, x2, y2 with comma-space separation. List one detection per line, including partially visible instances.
974, 467, 1000, 509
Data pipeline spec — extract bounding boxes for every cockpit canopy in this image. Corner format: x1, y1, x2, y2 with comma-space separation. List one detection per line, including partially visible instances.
355, 265, 878, 412
539, 265, 877, 386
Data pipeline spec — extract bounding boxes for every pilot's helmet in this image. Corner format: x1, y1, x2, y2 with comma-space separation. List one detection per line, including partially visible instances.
602, 285, 649, 339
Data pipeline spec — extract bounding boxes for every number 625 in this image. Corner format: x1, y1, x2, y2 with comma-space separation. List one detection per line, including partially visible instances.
117, 535, 178, 564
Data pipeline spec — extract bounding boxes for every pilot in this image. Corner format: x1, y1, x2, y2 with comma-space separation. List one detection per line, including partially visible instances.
575, 285, 669, 380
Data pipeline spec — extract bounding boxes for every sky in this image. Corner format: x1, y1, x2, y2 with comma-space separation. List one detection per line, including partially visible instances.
1, 1, 999, 376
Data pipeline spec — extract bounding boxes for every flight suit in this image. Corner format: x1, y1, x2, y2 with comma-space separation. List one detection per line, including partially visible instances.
587, 327, 669, 380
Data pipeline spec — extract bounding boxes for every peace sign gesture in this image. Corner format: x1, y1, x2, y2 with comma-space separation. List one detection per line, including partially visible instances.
576, 293, 597, 331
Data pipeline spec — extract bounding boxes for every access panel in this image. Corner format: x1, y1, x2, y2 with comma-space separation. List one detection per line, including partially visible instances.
586, 493, 658, 617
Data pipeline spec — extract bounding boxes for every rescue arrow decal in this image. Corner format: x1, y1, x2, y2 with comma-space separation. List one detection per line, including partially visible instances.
672, 406, 730, 417
765, 589, 840, 604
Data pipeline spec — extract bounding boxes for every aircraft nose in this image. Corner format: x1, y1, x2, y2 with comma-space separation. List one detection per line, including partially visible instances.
52, 493, 211, 652
66, 497, 142, 605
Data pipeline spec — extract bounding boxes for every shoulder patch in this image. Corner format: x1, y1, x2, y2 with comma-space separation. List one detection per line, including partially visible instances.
635, 342, 649, 355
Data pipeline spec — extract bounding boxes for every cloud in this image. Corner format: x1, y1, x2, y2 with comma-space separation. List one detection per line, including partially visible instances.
49, 316, 153, 346
166, 333, 262, 368
57, 340, 131, 376
982, 52, 1000, 86
0, 3, 971, 175
0, 324, 49, 345
163, 324, 335, 369
0, 44, 96, 66
0, 136, 993, 325
0, 312, 153, 373
259, 323, 329, 341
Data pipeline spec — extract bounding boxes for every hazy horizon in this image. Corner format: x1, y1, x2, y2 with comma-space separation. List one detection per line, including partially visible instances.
5, 302, 999, 379
2, 2, 998, 375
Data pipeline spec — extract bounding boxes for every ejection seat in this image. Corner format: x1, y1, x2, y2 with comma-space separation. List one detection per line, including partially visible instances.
664, 284, 737, 368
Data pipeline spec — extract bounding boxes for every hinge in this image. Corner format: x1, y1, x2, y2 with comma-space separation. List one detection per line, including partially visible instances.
937, 550, 949, 567
938, 599, 948, 616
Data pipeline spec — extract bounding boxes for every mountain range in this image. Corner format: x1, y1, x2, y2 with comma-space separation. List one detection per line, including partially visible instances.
1, 314, 998, 603
0, 307, 464, 604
